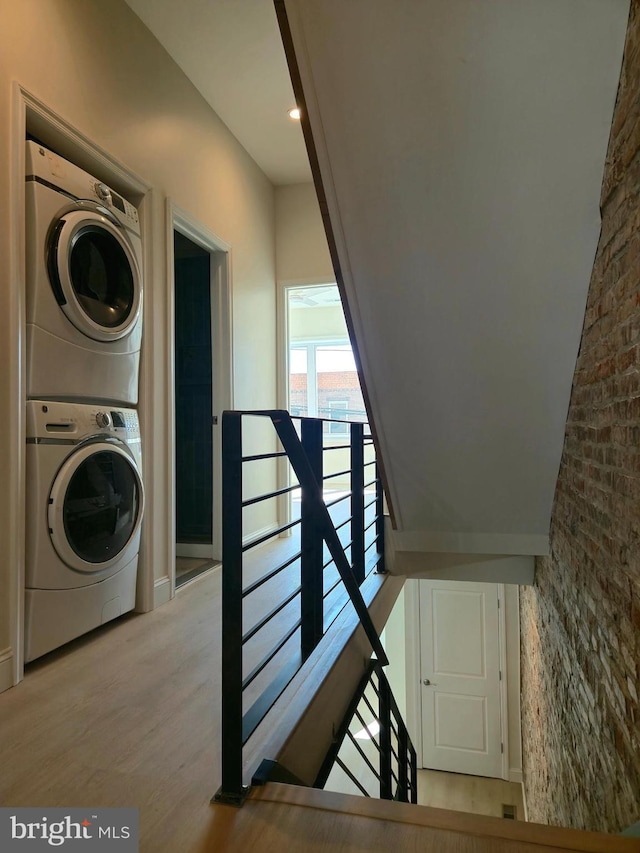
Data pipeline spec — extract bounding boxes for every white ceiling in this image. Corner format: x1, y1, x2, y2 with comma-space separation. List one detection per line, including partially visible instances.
123, 0, 311, 186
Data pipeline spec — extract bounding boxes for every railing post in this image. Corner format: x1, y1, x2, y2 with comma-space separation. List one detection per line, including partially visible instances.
410, 745, 418, 804
375, 460, 386, 572
214, 412, 246, 805
350, 422, 365, 584
300, 417, 324, 660
398, 723, 409, 802
378, 666, 393, 799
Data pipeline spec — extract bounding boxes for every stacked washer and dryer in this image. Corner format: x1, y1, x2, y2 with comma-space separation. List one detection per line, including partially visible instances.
24, 141, 145, 662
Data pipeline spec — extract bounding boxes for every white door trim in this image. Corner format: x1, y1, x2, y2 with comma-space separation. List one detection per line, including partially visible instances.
8, 83, 153, 686
166, 200, 233, 598
497, 582, 510, 781
403, 579, 423, 763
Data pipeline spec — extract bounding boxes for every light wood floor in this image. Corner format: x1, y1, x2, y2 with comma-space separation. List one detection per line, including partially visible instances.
0, 509, 525, 852
0, 559, 629, 852
1, 568, 227, 850
418, 769, 525, 820
0, 522, 357, 851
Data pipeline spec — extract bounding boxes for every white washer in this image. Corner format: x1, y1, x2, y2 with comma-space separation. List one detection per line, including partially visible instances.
25, 400, 144, 662
25, 141, 143, 405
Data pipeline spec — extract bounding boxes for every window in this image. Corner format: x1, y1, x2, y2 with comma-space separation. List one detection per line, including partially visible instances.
328, 401, 349, 435
287, 284, 366, 431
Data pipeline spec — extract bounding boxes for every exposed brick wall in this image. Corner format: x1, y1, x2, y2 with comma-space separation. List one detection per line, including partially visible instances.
520, 1, 640, 832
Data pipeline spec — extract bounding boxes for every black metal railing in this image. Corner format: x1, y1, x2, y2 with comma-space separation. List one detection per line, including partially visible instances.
314, 659, 418, 803
215, 410, 387, 804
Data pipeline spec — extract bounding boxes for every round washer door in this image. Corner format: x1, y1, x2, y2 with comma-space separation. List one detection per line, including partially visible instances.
48, 207, 142, 342
48, 440, 144, 573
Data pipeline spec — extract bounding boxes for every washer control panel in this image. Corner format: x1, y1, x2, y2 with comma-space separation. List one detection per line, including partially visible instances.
27, 401, 141, 443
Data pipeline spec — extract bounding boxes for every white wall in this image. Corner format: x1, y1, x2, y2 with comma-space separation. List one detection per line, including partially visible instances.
275, 183, 333, 285
0, 0, 277, 685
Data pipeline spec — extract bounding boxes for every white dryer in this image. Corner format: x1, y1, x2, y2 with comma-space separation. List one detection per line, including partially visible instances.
25, 141, 143, 405
25, 400, 144, 662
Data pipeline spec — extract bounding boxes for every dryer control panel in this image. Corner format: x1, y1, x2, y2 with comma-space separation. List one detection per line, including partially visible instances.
25, 141, 140, 231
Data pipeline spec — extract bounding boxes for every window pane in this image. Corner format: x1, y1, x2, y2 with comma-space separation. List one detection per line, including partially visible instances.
286, 284, 366, 425
289, 347, 308, 417
317, 346, 366, 425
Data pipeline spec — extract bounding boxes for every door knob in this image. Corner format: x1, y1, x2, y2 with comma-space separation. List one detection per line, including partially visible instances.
423, 678, 432, 686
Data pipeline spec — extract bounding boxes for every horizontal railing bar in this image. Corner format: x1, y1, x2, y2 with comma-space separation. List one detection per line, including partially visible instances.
323, 556, 335, 570
242, 654, 302, 745
270, 414, 389, 666
242, 551, 301, 599
313, 660, 379, 789
242, 483, 300, 508
242, 518, 301, 552
242, 450, 289, 463
334, 517, 351, 533
360, 690, 377, 718
364, 497, 377, 511
335, 757, 370, 798
242, 587, 301, 644
364, 517, 377, 534
382, 668, 411, 732
325, 492, 351, 509
323, 469, 352, 481
363, 478, 379, 490
242, 620, 302, 691
358, 700, 381, 746
322, 443, 351, 452
323, 593, 352, 634
323, 576, 343, 600
364, 539, 383, 571
354, 707, 383, 758
227, 408, 368, 427
346, 728, 380, 783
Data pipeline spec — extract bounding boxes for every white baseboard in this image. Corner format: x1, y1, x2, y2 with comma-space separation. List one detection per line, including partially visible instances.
176, 543, 215, 559
521, 780, 529, 822
509, 768, 523, 784
0, 648, 14, 695
153, 576, 171, 609
242, 523, 279, 549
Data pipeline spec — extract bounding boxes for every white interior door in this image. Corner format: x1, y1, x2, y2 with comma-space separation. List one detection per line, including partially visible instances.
419, 580, 503, 778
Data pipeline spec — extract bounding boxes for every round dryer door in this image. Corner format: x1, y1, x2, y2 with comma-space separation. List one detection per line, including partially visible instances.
48, 206, 142, 342
48, 440, 144, 573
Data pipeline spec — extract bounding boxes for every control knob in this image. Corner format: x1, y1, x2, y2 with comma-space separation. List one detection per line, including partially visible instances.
94, 182, 111, 202
96, 411, 112, 428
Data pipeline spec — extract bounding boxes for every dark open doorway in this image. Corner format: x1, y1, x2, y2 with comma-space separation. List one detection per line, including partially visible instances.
174, 231, 217, 587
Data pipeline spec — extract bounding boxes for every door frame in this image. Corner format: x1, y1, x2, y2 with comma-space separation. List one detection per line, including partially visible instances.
405, 578, 512, 781
166, 200, 233, 597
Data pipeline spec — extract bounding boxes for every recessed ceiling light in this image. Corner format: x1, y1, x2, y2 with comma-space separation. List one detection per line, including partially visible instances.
288, 107, 301, 121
